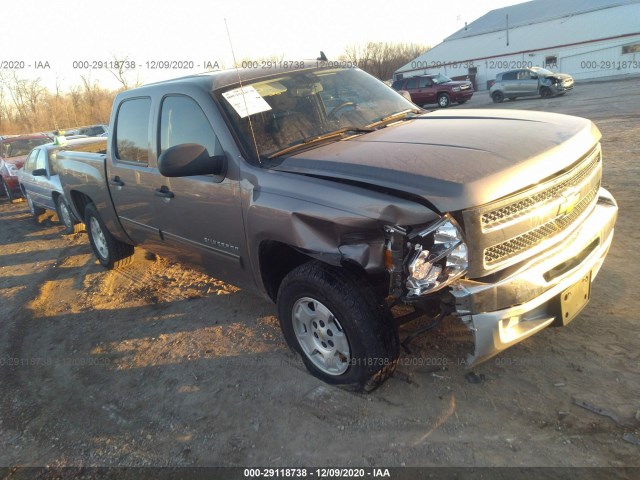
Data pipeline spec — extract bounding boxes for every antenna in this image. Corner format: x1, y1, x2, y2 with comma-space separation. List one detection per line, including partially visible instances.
224, 18, 262, 166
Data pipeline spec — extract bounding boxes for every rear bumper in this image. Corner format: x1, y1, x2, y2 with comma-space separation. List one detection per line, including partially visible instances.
451, 188, 617, 366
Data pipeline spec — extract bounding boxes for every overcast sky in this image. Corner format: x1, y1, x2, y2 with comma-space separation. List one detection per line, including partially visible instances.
5, 0, 528, 90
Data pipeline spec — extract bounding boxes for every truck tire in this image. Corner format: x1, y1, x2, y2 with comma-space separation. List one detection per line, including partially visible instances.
492, 91, 504, 103
56, 196, 83, 234
25, 192, 45, 218
84, 203, 134, 269
437, 93, 451, 108
277, 261, 399, 392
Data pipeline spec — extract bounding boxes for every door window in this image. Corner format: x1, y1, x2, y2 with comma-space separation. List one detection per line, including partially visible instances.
159, 95, 222, 157
405, 78, 419, 89
418, 77, 433, 88
24, 150, 38, 172
115, 97, 151, 164
34, 149, 47, 171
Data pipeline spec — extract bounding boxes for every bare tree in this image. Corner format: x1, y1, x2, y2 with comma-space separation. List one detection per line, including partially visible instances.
108, 55, 141, 90
340, 42, 430, 80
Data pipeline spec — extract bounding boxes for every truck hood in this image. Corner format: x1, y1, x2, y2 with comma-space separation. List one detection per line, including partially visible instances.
270, 109, 600, 212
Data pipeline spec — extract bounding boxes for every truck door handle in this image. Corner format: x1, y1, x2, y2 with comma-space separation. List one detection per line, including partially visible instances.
110, 176, 125, 187
155, 186, 175, 199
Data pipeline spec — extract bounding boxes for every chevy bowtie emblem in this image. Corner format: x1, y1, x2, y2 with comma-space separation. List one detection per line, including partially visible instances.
557, 188, 580, 216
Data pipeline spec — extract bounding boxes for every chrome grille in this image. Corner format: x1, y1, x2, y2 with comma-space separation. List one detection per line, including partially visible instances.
482, 152, 600, 228
462, 144, 602, 278
484, 190, 597, 265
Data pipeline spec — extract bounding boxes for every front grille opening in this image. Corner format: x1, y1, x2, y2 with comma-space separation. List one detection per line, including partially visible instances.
481, 149, 601, 228
543, 238, 600, 282
484, 189, 597, 266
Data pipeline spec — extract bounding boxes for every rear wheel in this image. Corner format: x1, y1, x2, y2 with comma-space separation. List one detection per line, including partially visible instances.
492, 91, 504, 103
437, 93, 451, 108
277, 261, 399, 392
84, 203, 134, 269
56, 196, 82, 234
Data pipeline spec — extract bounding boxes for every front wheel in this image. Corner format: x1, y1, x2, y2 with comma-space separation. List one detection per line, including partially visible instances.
84, 203, 134, 269
540, 87, 552, 98
437, 93, 451, 108
56, 196, 83, 234
277, 261, 399, 392
26, 192, 45, 218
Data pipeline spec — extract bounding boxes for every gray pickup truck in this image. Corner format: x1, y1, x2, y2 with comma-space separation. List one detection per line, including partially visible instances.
57, 65, 617, 391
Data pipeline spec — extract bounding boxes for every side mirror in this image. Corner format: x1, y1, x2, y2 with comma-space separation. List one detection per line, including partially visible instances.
32, 168, 47, 177
158, 143, 225, 177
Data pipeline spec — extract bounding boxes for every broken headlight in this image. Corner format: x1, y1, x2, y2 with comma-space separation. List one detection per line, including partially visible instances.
405, 215, 468, 297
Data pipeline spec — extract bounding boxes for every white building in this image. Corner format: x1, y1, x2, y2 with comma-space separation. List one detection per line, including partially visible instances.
395, 0, 640, 90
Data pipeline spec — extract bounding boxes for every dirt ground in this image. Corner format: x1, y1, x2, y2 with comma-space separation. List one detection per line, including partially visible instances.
0, 78, 639, 470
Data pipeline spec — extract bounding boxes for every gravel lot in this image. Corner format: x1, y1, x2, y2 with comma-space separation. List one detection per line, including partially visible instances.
0, 77, 639, 471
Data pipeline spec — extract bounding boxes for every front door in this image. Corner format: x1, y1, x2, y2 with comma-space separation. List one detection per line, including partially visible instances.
151, 94, 245, 283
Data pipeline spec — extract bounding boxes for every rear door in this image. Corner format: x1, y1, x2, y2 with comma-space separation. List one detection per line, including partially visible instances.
404, 78, 423, 105
107, 97, 162, 245
418, 77, 436, 104
501, 71, 519, 95
150, 93, 244, 281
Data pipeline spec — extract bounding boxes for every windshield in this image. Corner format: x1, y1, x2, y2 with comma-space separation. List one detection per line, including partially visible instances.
531, 67, 554, 76
2, 138, 50, 158
431, 74, 452, 84
216, 68, 418, 161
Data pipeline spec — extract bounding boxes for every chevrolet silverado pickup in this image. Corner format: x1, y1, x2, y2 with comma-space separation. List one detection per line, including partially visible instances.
57, 66, 617, 391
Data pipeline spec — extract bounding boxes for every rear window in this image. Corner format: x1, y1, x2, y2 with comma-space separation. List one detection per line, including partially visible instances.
114, 98, 151, 164
1, 138, 49, 158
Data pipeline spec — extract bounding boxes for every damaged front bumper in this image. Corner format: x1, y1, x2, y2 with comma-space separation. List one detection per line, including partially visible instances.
451, 188, 617, 366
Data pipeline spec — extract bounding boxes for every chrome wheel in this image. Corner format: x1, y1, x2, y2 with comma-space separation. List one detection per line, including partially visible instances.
90, 216, 109, 261
26, 195, 35, 215
59, 200, 72, 228
292, 297, 350, 375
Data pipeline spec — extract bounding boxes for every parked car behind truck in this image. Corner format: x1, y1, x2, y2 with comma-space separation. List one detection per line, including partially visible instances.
18, 137, 107, 233
490, 67, 574, 103
0, 134, 51, 201
57, 66, 617, 391
391, 74, 474, 107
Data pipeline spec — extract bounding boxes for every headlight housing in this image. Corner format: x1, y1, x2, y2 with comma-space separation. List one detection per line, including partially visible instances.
452, 86, 461, 92
405, 215, 468, 297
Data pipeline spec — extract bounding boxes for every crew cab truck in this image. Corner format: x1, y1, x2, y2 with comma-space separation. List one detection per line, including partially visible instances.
57, 66, 617, 391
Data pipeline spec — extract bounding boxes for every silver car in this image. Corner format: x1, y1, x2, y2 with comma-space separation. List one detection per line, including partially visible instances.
18, 137, 106, 233
490, 67, 574, 103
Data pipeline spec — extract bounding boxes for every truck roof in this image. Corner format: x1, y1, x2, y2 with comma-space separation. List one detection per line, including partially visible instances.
136, 64, 330, 94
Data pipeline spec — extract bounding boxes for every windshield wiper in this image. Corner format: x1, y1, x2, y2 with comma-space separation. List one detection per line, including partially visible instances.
267, 126, 375, 159
366, 108, 421, 129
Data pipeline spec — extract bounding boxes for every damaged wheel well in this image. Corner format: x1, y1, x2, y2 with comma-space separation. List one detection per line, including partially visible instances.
259, 240, 389, 303
259, 241, 314, 302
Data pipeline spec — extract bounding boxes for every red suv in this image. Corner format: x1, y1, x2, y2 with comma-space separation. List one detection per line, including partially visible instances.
392, 74, 474, 108
0, 134, 51, 201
